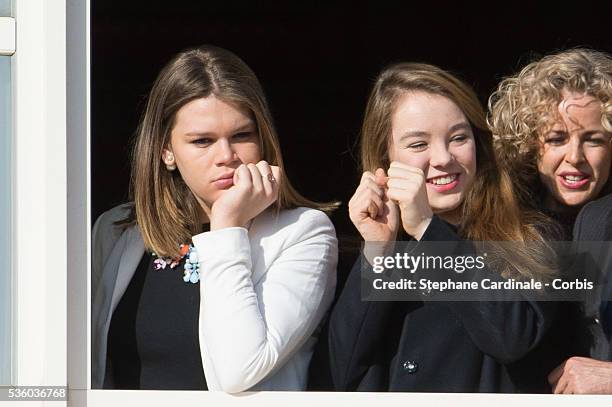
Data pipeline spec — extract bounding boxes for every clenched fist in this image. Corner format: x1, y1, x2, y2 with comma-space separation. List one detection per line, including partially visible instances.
386, 161, 433, 240
349, 168, 400, 243
210, 160, 281, 230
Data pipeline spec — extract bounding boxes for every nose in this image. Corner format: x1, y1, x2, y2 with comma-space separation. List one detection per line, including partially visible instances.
564, 138, 585, 166
429, 142, 454, 168
213, 138, 237, 166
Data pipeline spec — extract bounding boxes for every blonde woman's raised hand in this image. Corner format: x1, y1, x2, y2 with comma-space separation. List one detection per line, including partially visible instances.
349, 168, 400, 243
386, 161, 433, 241
210, 161, 281, 230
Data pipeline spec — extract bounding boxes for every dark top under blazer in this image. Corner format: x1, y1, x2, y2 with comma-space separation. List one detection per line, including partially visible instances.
328, 216, 556, 392
105, 252, 207, 390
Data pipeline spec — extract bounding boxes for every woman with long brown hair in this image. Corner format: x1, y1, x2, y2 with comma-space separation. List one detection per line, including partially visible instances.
328, 62, 556, 392
91, 45, 338, 392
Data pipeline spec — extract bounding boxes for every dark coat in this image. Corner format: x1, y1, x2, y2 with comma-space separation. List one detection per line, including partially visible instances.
327, 216, 557, 393
573, 193, 612, 360
574, 194, 612, 241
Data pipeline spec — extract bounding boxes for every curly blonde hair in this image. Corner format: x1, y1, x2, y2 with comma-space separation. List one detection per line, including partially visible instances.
488, 48, 612, 203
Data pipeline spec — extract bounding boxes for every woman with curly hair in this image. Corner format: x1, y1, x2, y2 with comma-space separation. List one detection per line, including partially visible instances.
489, 48, 612, 394
489, 48, 612, 239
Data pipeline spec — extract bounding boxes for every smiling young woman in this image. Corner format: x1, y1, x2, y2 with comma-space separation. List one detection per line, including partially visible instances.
386, 91, 477, 226
327, 62, 558, 393
91, 45, 338, 392
355, 63, 553, 245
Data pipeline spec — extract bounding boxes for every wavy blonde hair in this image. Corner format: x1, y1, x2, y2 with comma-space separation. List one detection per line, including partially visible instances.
119, 45, 337, 258
360, 62, 557, 280
488, 48, 612, 204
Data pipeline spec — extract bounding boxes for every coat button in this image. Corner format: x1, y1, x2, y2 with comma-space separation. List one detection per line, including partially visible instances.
594, 317, 601, 324
403, 360, 418, 373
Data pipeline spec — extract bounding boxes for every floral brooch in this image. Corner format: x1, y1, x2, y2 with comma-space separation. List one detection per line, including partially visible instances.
153, 243, 200, 284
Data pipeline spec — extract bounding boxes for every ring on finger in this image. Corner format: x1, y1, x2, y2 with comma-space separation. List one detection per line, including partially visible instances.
267, 173, 276, 183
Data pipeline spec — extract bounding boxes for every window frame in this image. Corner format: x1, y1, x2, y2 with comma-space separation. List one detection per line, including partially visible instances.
4, 0, 606, 405
0, 1, 14, 387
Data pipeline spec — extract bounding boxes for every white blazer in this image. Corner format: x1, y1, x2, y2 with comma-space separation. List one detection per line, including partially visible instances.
91, 204, 338, 392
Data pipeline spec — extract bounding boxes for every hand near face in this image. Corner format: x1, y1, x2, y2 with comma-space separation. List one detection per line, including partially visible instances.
548, 357, 612, 394
349, 168, 400, 243
386, 161, 433, 240
210, 161, 281, 230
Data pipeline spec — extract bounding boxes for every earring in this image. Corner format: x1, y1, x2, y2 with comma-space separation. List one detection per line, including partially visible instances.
164, 153, 176, 171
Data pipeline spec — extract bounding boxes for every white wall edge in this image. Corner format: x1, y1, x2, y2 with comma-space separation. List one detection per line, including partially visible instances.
12, 0, 67, 397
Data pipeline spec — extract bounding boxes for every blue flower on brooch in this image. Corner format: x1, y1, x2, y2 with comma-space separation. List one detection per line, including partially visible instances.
183, 246, 200, 284
153, 244, 200, 284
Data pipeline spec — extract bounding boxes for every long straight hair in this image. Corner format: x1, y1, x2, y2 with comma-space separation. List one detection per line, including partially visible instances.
360, 62, 556, 279
121, 45, 337, 258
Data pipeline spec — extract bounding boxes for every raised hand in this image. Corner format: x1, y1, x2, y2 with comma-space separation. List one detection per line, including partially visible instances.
210, 160, 281, 230
386, 161, 433, 241
349, 168, 400, 243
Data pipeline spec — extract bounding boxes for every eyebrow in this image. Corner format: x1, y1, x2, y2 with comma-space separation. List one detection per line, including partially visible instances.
548, 128, 567, 134
398, 130, 430, 142
448, 122, 472, 134
398, 122, 472, 142
582, 130, 611, 139
547, 129, 608, 137
184, 121, 256, 138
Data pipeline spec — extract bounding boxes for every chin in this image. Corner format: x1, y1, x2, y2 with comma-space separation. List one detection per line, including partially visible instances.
432, 193, 463, 210
559, 195, 591, 207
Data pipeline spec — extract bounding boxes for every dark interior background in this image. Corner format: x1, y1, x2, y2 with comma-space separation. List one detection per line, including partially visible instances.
92, 0, 612, 282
